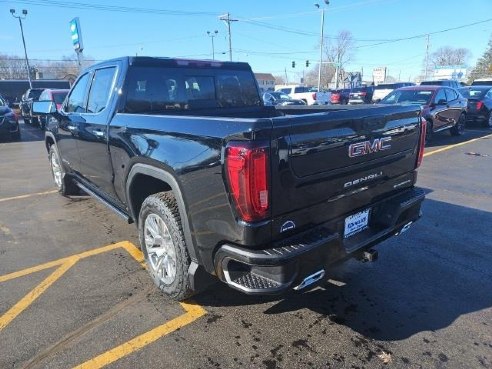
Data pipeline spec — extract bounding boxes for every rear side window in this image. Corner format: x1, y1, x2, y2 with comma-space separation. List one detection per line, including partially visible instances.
434, 89, 446, 103
65, 73, 90, 113
279, 88, 291, 94
124, 66, 261, 113
87, 67, 117, 114
294, 86, 308, 93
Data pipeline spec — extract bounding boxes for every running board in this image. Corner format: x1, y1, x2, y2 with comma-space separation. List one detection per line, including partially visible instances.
75, 182, 133, 224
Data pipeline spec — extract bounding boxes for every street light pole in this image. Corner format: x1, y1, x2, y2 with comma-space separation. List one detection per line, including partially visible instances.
10, 9, 32, 89
207, 30, 218, 60
315, 1, 329, 91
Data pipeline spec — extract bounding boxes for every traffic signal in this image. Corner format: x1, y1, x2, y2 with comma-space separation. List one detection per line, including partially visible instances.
306, 60, 310, 67
292, 61, 296, 68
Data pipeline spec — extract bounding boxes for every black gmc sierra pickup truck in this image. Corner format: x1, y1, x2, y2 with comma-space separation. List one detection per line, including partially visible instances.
34, 57, 426, 301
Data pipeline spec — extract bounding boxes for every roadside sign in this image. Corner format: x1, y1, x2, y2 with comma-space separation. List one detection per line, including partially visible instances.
69, 17, 84, 52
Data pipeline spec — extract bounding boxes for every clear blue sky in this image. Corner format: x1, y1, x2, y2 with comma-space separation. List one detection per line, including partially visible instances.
1, 0, 491, 82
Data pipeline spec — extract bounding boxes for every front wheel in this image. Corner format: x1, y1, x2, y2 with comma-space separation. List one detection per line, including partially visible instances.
139, 192, 193, 301
48, 145, 79, 196
450, 114, 466, 136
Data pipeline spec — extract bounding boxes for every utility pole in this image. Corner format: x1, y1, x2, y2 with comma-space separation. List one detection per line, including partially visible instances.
284, 67, 288, 84
315, 1, 329, 91
424, 34, 430, 80
219, 13, 238, 62
207, 30, 218, 60
10, 9, 32, 89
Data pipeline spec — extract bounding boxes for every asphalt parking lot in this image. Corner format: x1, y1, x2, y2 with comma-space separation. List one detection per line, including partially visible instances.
1, 122, 492, 369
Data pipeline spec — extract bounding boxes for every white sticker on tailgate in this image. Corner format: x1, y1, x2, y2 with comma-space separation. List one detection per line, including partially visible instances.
344, 209, 370, 238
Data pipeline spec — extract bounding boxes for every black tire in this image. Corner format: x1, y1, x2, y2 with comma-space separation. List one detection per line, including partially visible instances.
48, 145, 79, 196
32, 116, 40, 127
139, 192, 193, 301
23, 117, 31, 125
483, 111, 492, 128
425, 119, 434, 143
450, 114, 466, 136
11, 129, 21, 141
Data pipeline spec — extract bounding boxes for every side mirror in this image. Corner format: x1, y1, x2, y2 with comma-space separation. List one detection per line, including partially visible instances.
32, 101, 56, 115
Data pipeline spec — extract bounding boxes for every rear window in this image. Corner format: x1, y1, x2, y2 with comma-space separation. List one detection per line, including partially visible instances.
459, 88, 489, 99
374, 84, 394, 89
53, 92, 68, 104
471, 80, 492, 86
124, 66, 261, 113
420, 81, 444, 86
28, 89, 43, 100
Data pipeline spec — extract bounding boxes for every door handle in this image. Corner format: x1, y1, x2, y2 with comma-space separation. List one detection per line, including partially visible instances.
92, 129, 105, 137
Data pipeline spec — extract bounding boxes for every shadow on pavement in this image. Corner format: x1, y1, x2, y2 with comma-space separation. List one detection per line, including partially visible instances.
196, 197, 492, 341
426, 125, 492, 148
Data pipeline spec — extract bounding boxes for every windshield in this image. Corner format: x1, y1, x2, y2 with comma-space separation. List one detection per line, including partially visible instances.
381, 89, 434, 105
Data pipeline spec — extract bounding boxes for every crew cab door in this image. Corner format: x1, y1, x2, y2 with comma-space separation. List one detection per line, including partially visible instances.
76, 65, 121, 202
57, 73, 91, 174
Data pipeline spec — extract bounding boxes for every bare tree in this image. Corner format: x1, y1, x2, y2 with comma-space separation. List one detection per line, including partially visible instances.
324, 30, 355, 88
431, 46, 471, 66
304, 63, 335, 89
273, 75, 286, 85
0, 54, 30, 79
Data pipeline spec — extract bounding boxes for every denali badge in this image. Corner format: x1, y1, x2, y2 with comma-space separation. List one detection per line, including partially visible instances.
280, 220, 296, 233
348, 137, 392, 157
344, 171, 383, 188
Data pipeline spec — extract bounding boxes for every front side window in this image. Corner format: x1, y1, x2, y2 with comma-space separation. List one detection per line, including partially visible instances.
39, 90, 51, 101
434, 89, 447, 104
65, 73, 90, 113
445, 88, 458, 101
87, 67, 117, 114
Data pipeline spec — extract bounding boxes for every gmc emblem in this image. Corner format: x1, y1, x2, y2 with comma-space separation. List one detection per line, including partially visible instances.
348, 137, 392, 157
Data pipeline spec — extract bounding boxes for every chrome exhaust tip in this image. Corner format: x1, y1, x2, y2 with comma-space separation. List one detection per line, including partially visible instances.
293, 269, 325, 291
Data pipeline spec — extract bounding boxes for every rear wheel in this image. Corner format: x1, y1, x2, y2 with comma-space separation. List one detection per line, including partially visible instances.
450, 114, 466, 136
483, 112, 492, 128
49, 145, 79, 196
139, 192, 192, 301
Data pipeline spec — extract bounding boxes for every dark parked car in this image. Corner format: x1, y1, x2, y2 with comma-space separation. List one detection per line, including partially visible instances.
420, 80, 461, 89
20, 88, 44, 125
330, 88, 350, 104
36, 89, 70, 130
0, 94, 20, 141
380, 86, 467, 138
348, 86, 375, 104
471, 78, 492, 86
459, 85, 492, 127
262, 91, 306, 106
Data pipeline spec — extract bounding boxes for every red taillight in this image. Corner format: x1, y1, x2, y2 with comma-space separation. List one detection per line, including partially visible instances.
226, 142, 269, 222
476, 101, 484, 110
360, 92, 367, 96
312, 93, 317, 100
416, 117, 427, 168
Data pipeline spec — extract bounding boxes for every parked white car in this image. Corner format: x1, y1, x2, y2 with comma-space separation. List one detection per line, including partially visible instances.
372, 83, 415, 103
275, 85, 330, 105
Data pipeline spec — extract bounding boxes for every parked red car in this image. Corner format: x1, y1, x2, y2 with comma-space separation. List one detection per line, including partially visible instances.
36, 89, 69, 130
380, 86, 468, 138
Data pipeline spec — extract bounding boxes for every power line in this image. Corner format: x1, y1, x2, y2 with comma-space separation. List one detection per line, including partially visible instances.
0, 0, 220, 16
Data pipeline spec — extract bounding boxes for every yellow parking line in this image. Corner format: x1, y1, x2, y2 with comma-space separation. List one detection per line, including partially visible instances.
0, 257, 78, 332
424, 133, 492, 158
72, 302, 206, 369
0, 242, 127, 283
0, 190, 58, 203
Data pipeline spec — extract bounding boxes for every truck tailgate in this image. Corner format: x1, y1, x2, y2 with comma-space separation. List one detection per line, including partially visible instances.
269, 105, 422, 232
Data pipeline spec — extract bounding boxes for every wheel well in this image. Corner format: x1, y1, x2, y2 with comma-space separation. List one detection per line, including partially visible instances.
128, 173, 172, 222
45, 137, 55, 152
